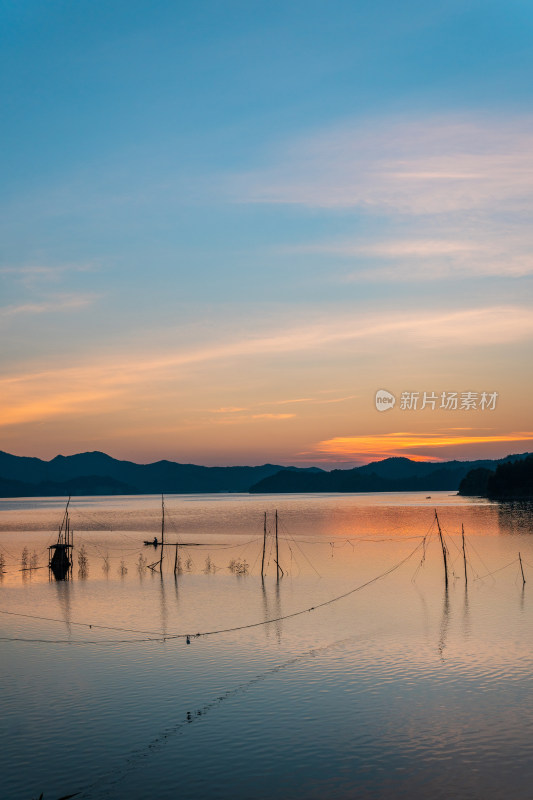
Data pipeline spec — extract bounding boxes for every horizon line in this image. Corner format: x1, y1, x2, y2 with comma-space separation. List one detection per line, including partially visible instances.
2, 447, 532, 472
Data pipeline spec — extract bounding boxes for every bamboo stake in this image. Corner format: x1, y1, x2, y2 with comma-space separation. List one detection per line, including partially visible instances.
461, 523, 468, 586
435, 510, 449, 589
519, 551, 526, 585
275, 509, 280, 580
261, 511, 267, 577
159, 494, 165, 572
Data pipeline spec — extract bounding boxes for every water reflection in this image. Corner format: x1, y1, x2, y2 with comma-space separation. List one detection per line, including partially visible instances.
53, 579, 72, 637
462, 585, 471, 639
3, 494, 533, 800
159, 573, 168, 637
102, 552, 110, 577
273, 579, 282, 642
437, 587, 450, 661
413, 583, 431, 639
173, 569, 180, 602
261, 578, 283, 642
497, 501, 533, 536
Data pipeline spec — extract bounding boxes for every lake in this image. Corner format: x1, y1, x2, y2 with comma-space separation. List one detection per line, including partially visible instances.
1, 492, 532, 799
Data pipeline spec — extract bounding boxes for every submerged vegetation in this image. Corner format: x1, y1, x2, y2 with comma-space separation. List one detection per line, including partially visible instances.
228, 558, 249, 575
77, 546, 88, 579
137, 553, 147, 573
203, 555, 216, 574
19, 546, 39, 573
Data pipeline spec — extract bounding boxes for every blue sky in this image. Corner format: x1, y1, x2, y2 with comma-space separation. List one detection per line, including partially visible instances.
1, 0, 533, 464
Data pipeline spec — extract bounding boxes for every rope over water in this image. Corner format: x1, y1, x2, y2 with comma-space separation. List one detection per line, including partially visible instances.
0, 537, 426, 645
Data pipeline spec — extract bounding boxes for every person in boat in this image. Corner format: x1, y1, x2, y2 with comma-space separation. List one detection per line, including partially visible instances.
153, 536, 158, 546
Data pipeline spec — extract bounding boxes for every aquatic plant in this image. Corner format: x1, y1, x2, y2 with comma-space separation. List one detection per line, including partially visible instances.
204, 555, 216, 574
118, 559, 128, 576
228, 558, 249, 575
137, 552, 147, 573
77, 545, 88, 578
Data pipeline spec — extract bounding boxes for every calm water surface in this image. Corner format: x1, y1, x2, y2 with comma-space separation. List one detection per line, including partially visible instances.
1, 492, 532, 799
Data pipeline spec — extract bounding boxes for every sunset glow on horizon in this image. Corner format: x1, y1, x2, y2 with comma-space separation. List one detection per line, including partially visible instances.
1, 2, 532, 468
314, 432, 533, 464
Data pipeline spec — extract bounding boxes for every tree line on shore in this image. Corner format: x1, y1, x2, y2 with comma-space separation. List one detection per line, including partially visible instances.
459, 455, 533, 500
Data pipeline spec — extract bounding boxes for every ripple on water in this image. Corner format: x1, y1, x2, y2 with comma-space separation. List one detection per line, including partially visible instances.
1, 494, 533, 799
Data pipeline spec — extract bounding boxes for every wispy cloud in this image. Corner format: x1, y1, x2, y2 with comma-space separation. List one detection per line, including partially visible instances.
209, 395, 358, 421
0, 293, 97, 318
236, 114, 533, 215
315, 431, 533, 460
251, 413, 295, 420
1, 305, 531, 427
235, 114, 533, 285
0, 389, 122, 427
211, 406, 248, 413
332, 240, 484, 258
0, 263, 96, 292
211, 410, 295, 426
3, 304, 533, 377
261, 394, 358, 407
0, 263, 94, 278
294, 235, 533, 281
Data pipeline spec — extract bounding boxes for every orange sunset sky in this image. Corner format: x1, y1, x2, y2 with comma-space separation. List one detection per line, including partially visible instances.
2, 304, 532, 466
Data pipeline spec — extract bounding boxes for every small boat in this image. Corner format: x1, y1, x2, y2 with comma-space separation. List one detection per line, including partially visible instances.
143, 496, 165, 559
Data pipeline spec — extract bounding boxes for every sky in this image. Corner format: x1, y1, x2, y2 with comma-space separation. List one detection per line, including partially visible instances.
1, 0, 533, 466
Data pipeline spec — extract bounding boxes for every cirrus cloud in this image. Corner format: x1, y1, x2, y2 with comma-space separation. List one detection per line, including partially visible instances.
235, 114, 533, 215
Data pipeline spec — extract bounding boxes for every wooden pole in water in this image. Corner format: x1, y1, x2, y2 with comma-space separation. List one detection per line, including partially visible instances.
261, 511, 267, 578
519, 551, 526, 585
461, 523, 468, 586
435, 510, 449, 589
174, 543, 179, 576
275, 509, 280, 580
159, 494, 165, 572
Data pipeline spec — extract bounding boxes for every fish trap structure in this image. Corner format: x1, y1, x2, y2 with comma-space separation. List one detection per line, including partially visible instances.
48, 497, 73, 580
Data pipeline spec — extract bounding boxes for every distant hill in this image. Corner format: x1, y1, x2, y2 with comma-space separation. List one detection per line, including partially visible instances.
1, 449, 531, 498
0, 450, 323, 497
459, 455, 533, 500
249, 453, 532, 494
0, 474, 136, 498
